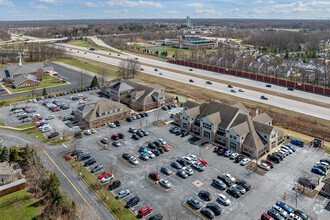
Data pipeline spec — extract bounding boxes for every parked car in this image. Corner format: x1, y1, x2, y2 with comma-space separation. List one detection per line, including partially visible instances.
160, 166, 172, 175
146, 151, 155, 159
261, 160, 274, 168
217, 193, 230, 206
258, 163, 270, 171
132, 134, 140, 140
48, 132, 59, 139
213, 178, 227, 190
261, 213, 274, 220
101, 174, 114, 183
112, 141, 121, 147
148, 214, 163, 220
191, 161, 205, 171
275, 201, 293, 213
268, 208, 284, 220
187, 197, 201, 210
267, 154, 281, 163
115, 189, 130, 199
84, 158, 96, 166
101, 138, 109, 144
224, 150, 233, 157
311, 167, 325, 175
74, 132, 82, 139
230, 152, 239, 159
122, 153, 131, 160
125, 196, 140, 208
140, 153, 149, 160
149, 171, 160, 181
91, 164, 103, 173
232, 184, 246, 194
206, 203, 222, 216
272, 205, 288, 218
159, 179, 171, 188
129, 156, 139, 165
171, 161, 182, 169
98, 171, 111, 179
177, 170, 188, 179
138, 206, 152, 218
200, 208, 215, 219
294, 209, 310, 220
227, 187, 241, 198
199, 190, 212, 201
235, 155, 245, 163
235, 180, 251, 191
183, 167, 193, 176
108, 180, 121, 190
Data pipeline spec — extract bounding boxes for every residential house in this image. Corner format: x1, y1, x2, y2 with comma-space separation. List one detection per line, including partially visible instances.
101, 78, 175, 112
0, 162, 21, 184
75, 99, 132, 128
174, 100, 283, 159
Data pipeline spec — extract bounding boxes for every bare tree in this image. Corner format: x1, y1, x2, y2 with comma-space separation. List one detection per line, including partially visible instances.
77, 204, 96, 220
99, 67, 107, 86
79, 70, 89, 88
119, 58, 141, 78
36, 67, 45, 81
73, 136, 81, 151
61, 127, 71, 138
163, 204, 190, 220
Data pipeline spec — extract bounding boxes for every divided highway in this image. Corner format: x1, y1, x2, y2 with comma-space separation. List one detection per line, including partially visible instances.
61, 44, 330, 121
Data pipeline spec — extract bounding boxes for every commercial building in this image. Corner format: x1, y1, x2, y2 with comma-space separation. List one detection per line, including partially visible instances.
101, 78, 175, 112
173, 100, 284, 159
75, 99, 132, 128
164, 35, 218, 50
186, 16, 191, 27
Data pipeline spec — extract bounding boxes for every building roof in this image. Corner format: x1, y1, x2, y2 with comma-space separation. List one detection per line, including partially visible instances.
184, 100, 200, 109
253, 113, 272, 124
231, 121, 250, 136
0, 162, 11, 175
322, 173, 330, 185
0, 63, 44, 79
231, 102, 249, 114
109, 79, 134, 92
206, 112, 221, 126
243, 131, 266, 151
0, 178, 25, 192
79, 99, 131, 122
185, 106, 200, 117
253, 121, 275, 135
12, 74, 39, 87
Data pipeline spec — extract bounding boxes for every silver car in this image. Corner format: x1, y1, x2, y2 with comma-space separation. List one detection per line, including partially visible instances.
115, 189, 130, 199
129, 156, 139, 165
159, 179, 171, 188
257, 163, 270, 171
101, 174, 114, 183
146, 151, 155, 158
183, 167, 193, 176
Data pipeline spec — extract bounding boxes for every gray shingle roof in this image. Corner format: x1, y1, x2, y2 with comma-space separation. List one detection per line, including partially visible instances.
184, 100, 200, 109
12, 74, 38, 87
253, 113, 272, 124
253, 121, 274, 135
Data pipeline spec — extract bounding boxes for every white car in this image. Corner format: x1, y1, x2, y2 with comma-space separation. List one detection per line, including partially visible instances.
182, 156, 193, 164
257, 163, 270, 171
45, 115, 55, 120
218, 193, 230, 206
240, 158, 251, 166
101, 174, 114, 183
84, 130, 92, 135
147, 151, 155, 158
159, 179, 171, 188
108, 123, 116, 128
191, 161, 205, 171
222, 173, 235, 182
187, 154, 197, 161
132, 115, 136, 120
224, 150, 233, 157
158, 138, 166, 145
129, 156, 139, 165
288, 213, 303, 220
278, 149, 289, 156
230, 153, 239, 159
238, 89, 245, 92
14, 109, 23, 113
79, 100, 86, 104
272, 205, 288, 218
281, 145, 293, 154
90, 128, 97, 133
316, 161, 329, 167
41, 126, 51, 133
33, 113, 41, 118
183, 167, 193, 176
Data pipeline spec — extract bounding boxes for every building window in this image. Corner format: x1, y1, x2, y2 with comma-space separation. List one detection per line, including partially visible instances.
230, 135, 233, 138
264, 135, 267, 139
93, 121, 98, 125
203, 131, 210, 139
203, 123, 211, 130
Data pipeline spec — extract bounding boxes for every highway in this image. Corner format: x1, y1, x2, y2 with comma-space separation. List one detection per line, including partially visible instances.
61, 45, 330, 121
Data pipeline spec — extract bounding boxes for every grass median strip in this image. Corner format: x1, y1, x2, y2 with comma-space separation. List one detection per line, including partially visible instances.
67, 158, 137, 219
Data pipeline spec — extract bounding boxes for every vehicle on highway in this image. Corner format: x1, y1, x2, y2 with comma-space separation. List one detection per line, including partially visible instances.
138, 206, 152, 218
140, 68, 144, 71
206, 81, 212, 84
266, 84, 272, 87
228, 85, 233, 88
91, 164, 103, 173
116, 189, 130, 199
187, 197, 201, 210
154, 69, 158, 71
261, 95, 268, 100
159, 72, 163, 75
108, 180, 121, 190
189, 79, 194, 82
230, 89, 236, 93
189, 69, 193, 71
125, 196, 140, 208
288, 87, 294, 91
200, 207, 215, 219
238, 88, 245, 92
217, 193, 230, 206
159, 179, 171, 188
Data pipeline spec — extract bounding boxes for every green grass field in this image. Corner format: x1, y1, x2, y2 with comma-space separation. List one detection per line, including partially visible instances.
0, 94, 33, 108
59, 58, 119, 79
0, 122, 6, 126
0, 188, 39, 220
68, 40, 118, 53
7, 75, 66, 93
68, 159, 137, 219
15, 122, 34, 129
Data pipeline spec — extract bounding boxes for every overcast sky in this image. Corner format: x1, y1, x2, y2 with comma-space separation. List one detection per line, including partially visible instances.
0, 0, 329, 21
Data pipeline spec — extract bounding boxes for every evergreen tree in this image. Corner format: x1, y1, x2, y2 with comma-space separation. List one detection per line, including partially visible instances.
0, 146, 9, 162
90, 75, 99, 88
9, 148, 18, 162
42, 87, 48, 96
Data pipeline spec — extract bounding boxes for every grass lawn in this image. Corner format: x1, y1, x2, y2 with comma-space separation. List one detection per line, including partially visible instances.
0, 94, 34, 108
0, 122, 6, 126
15, 122, 34, 129
59, 58, 119, 79
67, 40, 118, 53
0, 188, 39, 220
7, 75, 67, 93
67, 159, 137, 219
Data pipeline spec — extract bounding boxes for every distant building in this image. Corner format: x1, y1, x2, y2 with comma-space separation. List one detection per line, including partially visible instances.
75, 99, 132, 128
101, 78, 175, 112
173, 100, 284, 159
164, 35, 218, 50
186, 16, 191, 27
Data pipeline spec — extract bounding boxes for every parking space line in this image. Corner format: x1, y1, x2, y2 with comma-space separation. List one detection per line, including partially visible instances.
62, 143, 68, 148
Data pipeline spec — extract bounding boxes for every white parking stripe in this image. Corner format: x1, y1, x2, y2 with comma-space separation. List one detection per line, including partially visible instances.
62, 143, 68, 148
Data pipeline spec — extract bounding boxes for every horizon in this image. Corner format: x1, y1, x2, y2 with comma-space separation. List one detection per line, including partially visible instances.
0, 0, 329, 21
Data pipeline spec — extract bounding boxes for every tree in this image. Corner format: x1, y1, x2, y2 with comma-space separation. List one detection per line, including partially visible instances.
119, 58, 141, 79
99, 67, 107, 86
9, 148, 18, 162
36, 67, 45, 81
43, 87, 48, 96
0, 146, 9, 162
90, 75, 99, 88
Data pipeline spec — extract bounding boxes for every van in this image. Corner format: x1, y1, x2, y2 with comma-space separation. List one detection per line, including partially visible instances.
125, 196, 140, 208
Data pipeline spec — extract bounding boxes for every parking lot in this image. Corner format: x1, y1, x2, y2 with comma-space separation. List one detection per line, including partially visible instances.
64, 104, 329, 219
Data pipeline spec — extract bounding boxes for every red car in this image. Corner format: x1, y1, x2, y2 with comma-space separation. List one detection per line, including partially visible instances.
0, 88, 5, 91
23, 106, 31, 109
261, 213, 273, 220
140, 68, 144, 71
149, 172, 160, 181
138, 206, 152, 217
261, 160, 274, 168
197, 159, 208, 166
98, 171, 111, 179
33, 117, 43, 121
160, 145, 170, 152
83, 97, 88, 100
111, 134, 119, 140
189, 79, 194, 82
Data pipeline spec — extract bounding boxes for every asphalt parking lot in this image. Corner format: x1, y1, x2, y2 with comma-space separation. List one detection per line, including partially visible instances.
65, 105, 330, 220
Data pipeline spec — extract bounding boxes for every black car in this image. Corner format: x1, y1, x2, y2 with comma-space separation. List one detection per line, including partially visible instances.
187, 197, 201, 210
267, 208, 284, 220
206, 203, 222, 216
132, 134, 140, 140
314, 165, 327, 172
176, 158, 187, 166
114, 121, 120, 126
151, 149, 160, 156
177, 170, 188, 179
157, 147, 165, 154
320, 158, 330, 164
126, 117, 133, 122
171, 161, 182, 169
167, 105, 172, 110
200, 207, 215, 219
48, 132, 59, 139
267, 154, 281, 163
118, 133, 125, 139
137, 131, 144, 137
217, 148, 226, 156
235, 180, 251, 191
108, 180, 121, 190
227, 187, 241, 198
80, 154, 91, 161
154, 140, 162, 147
212, 178, 227, 190
84, 158, 96, 166
122, 153, 131, 160
126, 196, 140, 208
288, 87, 294, 91
199, 190, 212, 201
148, 214, 163, 220
139, 113, 145, 118
181, 131, 189, 137
228, 85, 233, 88
274, 152, 285, 160
160, 166, 172, 175
72, 150, 83, 156
294, 209, 310, 220
235, 155, 244, 163
74, 132, 82, 139
148, 142, 157, 149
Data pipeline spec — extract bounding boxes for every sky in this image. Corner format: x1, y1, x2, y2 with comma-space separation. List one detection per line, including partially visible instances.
0, 0, 329, 21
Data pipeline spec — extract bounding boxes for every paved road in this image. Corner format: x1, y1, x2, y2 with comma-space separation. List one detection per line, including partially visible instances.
61, 45, 330, 121
0, 130, 115, 220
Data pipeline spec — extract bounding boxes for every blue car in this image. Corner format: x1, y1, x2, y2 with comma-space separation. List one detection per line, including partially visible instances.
311, 167, 325, 175
285, 144, 296, 152
144, 112, 149, 117
275, 201, 292, 213
291, 139, 304, 147
139, 147, 147, 153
